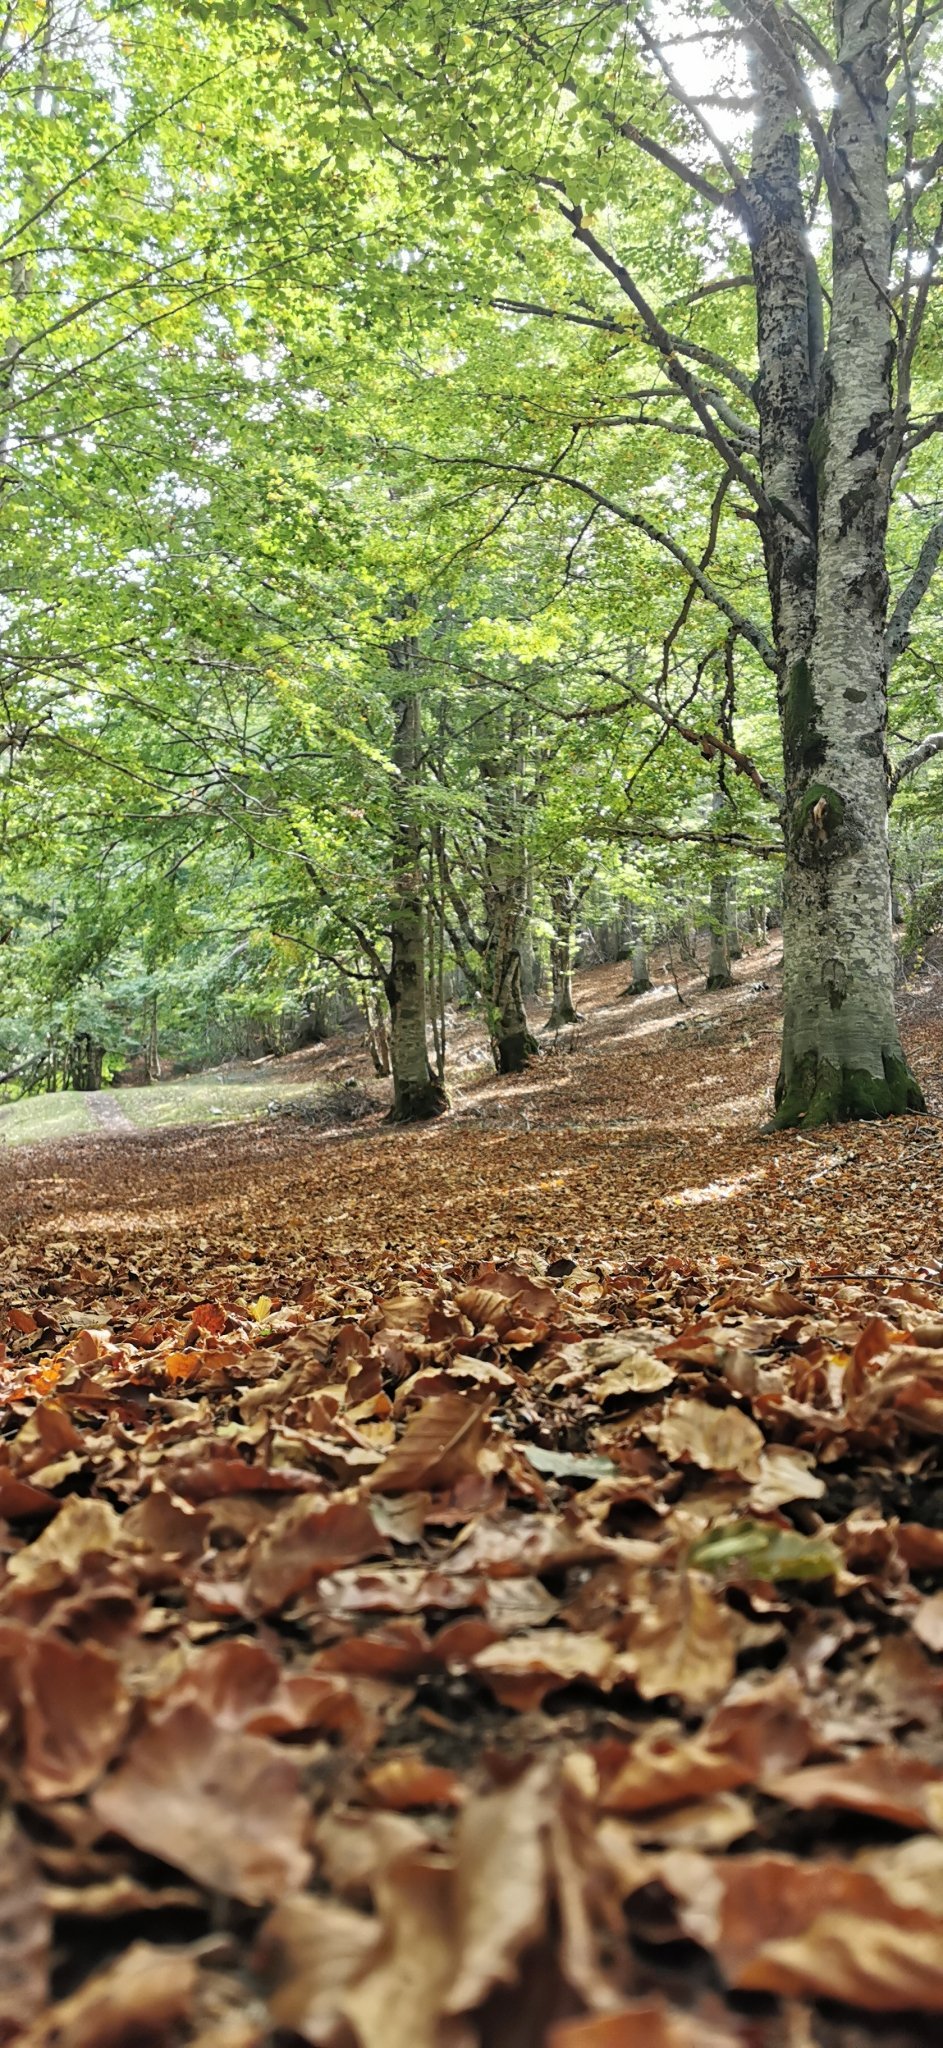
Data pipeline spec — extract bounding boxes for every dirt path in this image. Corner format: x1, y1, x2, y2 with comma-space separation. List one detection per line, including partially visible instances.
84, 1089, 138, 1135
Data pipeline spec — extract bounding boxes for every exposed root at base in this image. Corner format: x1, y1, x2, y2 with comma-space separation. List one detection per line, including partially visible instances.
771, 1048, 926, 1130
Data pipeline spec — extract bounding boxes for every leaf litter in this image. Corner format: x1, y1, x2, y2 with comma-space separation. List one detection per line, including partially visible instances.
2, 959, 943, 2042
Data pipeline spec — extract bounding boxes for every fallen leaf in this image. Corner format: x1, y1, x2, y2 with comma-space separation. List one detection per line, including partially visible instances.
648, 1399, 765, 1477
256, 1894, 380, 2043
623, 1572, 736, 1707
367, 1393, 492, 1494
0, 1810, 50, 2037
92, 1703, 311, 1904
471, 1629, 616, 1710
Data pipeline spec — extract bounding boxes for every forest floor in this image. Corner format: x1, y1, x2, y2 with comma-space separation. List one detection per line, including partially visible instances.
3, 943, 943, 2045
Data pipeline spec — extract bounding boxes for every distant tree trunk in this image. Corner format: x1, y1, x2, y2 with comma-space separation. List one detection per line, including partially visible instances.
706, 871, 734, 990
385, 676, 448, 1122
545, 878, 582, 1029
66, 1033, 103, 1092
481, 750, 537, 1074
728, 887, 744, 961
485, 895, 537, 1072
144, 994, 160, 1082
361, 992, 391, 1076
623, 932, 653, 996
519, 860, 539, 998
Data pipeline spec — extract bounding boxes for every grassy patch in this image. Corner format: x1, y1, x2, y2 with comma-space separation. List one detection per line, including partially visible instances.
0, 1092, 96, 1146
0, 1072, 326, 1146
116, 1074, 321, 1131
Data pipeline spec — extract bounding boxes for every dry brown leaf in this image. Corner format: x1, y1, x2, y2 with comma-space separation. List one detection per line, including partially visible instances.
367, 1392, 492, 1494
23, 1940, 197, 2048
364, 1754, 465, 1810
648, 1399, 765, 1477
471, 1629, 616, 1710
340, 1849, 472, 2048
748, 1445, 825, 1509
5, 1497, 123, 1592
445, 1764, 553, 2013
20, 1632, 130, 1798
665, 1846, 943, 2009
769, 1748, 943, 1831
316, 1808, 429, 1899
865, 1634, 943, 1725
0, 1810, 50, 2039
913, 1589, 943, 1654
92, 1703, 311, 1904
255, 1894, 380, 2044
247, 1495, 388, 1610
547, 2000, 741, 2046
546, 1335, 675, 1397
622, 1572, 736, 1707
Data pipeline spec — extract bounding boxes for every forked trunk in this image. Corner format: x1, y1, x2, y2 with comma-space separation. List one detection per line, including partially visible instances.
749, 5, 922, 1125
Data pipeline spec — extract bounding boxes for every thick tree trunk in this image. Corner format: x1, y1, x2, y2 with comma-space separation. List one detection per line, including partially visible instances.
545, 878, 582, 1029
749, 7, 922, 1126
706, 870, 734, 990
385, 682, 448, 1122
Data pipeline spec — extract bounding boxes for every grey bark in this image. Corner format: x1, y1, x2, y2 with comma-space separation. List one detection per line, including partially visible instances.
747, 6, 923, 1125
545, 878, 582, 1029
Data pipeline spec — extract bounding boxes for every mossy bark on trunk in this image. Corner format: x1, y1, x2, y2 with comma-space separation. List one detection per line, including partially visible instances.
748, 5, 923, 1127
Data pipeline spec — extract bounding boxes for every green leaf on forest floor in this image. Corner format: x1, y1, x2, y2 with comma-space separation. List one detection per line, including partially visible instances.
521, 1444, 620, 1480
690, 1519, 840, 1582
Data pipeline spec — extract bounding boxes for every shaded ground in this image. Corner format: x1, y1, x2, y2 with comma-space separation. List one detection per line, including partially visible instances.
3, 948, 943, 2045
2, 943, 942, 1305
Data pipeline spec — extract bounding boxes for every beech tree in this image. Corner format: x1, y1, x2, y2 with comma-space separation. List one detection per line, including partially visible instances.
267, 0, 942, 1125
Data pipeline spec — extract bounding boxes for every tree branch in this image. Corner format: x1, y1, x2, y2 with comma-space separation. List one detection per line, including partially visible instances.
886, 515, 943, 662
889, 731, 943, 798
423, 449, 778, 671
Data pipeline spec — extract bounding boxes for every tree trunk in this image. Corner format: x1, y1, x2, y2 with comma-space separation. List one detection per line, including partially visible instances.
385, 680, 448, 1122
706, 871, 734, 990
749, 8, 923, 1126
623, 934, 652, 996
545, 878, 581, 1029
480, 748, 537, 1074
486, 898, 538, 1071
144, 993, 160, 1082
361, 992, 391, 1076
